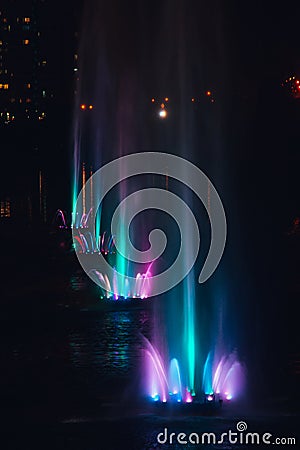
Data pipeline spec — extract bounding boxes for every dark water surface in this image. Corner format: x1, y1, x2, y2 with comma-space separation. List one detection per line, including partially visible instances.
0, 306, 298, 450
0, 229, 299, 449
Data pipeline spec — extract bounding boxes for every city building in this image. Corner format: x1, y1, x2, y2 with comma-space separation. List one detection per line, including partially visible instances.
282, 75, 300, 99
0, 0, 48, 123
0, 0, 81, 224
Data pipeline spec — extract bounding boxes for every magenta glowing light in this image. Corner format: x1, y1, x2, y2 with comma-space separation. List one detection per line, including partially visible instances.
142, 337, 196, 404
143, 338, 168, 403
185, 390, 193, 403
54, 209, 68, 228
73, 229, 116, 255
209, 352, 246, 401
143, 339, 246, 404
93, 266, 152, 300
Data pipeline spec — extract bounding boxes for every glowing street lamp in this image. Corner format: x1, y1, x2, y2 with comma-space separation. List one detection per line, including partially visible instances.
159, 109, 167, 118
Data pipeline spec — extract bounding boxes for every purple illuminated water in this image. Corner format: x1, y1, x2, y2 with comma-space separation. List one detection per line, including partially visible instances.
143, 338, 245, 403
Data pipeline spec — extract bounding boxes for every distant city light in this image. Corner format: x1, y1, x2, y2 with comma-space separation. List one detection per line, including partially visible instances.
206, 90, 211, 96
159, 109, 167, 118
282, 75, 300, 98
165, 97, 169, 102
191, 97, 195, 102
151, 98, 155, 103
80, 104, 93, 110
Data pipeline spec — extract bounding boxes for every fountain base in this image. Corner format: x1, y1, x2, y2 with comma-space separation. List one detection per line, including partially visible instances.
146, 400, 223, 416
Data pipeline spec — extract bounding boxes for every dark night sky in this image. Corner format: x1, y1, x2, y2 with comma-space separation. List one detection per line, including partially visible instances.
1, 1, 299, 187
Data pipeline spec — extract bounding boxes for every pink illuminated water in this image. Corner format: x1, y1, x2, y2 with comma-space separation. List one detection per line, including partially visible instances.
143, 338, 246, 403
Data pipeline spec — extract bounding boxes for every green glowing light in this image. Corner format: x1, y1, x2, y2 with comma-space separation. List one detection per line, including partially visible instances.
115, 209, 128, 297
95, 206, 101, 250
183, 274, 196, 393
202, 352, 213, 395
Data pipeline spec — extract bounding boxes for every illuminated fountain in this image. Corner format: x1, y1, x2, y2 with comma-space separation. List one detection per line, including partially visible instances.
142, 270, 246, 405
143, 337, 186, 403
73, 228, 116, 255
70, 2, 246, 407
93, 268, 152, 300
202, 351, 245, 402
72, 229, 153, 299
143, 337, 245, 404
53, 209, 68, 229
72, 207, 93, 229
71, 166, 154, 300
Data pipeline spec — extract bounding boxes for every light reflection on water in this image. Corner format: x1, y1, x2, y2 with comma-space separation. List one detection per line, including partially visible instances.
0, 307, 152, 407
68, 310, 151, 377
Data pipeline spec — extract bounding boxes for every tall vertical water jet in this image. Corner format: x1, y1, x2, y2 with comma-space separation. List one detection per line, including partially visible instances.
71, 1, 246, 405
168, 358, 183, 402
183, 273, 196, 396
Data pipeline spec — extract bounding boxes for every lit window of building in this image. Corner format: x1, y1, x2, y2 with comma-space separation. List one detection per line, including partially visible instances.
0, 199, 11, 218
282, 75, 300, 99
24, 17, 30, 23
23, 39, 29, 45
